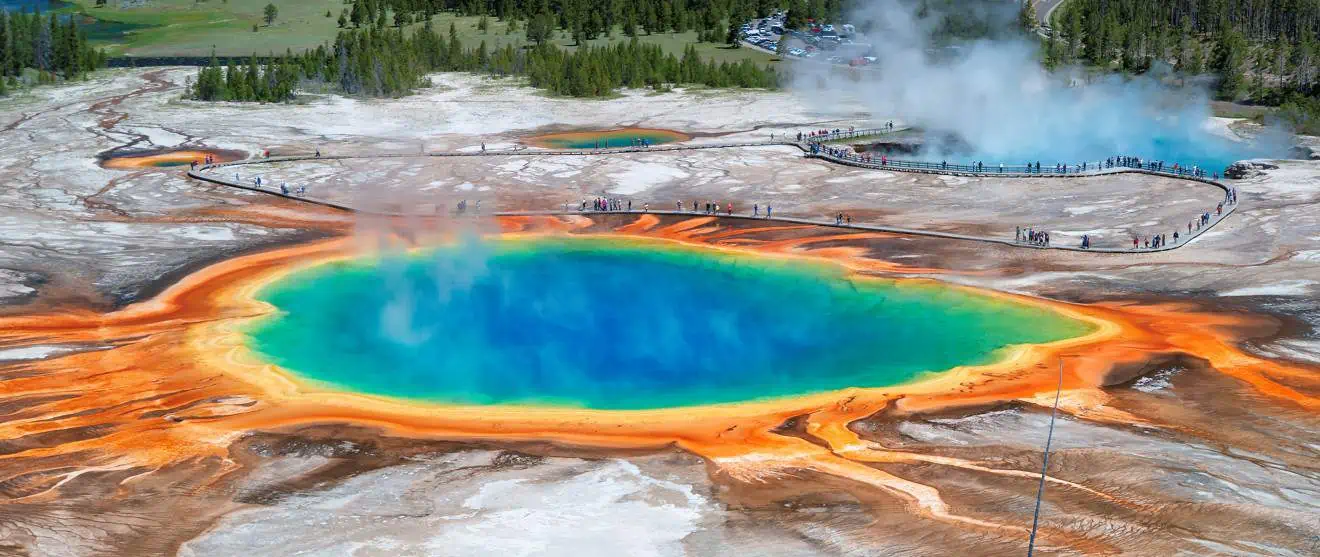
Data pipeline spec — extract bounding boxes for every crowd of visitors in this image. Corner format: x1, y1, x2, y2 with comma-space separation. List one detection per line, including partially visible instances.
796, 122, 896, 143
801, 139, 1232, 181
1107, 155, 1217, 179
1131, 186, 1238, 250
1016, 226, 1051, 247
194, 140, 1238, 255
582, 197, 631, 212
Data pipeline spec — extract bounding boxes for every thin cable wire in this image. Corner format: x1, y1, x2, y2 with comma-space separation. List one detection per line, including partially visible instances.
1027, 359, 1064, 556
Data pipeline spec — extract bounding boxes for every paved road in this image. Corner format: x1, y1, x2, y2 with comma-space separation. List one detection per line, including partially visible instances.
1037, 0, 1069, 28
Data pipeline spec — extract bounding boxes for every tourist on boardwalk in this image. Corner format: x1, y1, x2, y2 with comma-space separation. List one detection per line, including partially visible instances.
766, 204, 772, 218
754, 204, 759, 216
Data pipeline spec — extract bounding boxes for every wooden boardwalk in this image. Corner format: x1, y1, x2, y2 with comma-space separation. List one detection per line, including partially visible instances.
188, 131, 1237, 254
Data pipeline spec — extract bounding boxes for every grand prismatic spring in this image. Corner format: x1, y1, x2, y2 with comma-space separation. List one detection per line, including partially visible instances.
246, 236, 1094, 410
4, 4, 1320, 550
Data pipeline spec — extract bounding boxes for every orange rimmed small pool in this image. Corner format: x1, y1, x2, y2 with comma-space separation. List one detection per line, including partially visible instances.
99, 148, 246, 170
524, 128, 690, 149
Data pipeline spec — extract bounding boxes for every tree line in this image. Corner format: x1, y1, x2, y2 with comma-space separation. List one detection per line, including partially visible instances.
189, 21, 778, 102
335, 0, 850, 43
1046, 0, 1320, 120
0, 10, 107, 96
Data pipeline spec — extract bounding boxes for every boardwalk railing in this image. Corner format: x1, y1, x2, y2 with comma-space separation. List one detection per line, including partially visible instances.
802, 128, 1221, 179
186, 132, 1239, 254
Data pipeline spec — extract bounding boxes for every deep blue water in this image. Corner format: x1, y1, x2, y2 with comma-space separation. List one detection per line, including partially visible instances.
247, 237, 1093, 410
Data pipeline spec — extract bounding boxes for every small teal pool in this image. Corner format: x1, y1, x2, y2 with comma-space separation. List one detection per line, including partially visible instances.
247, 237, 1093, 410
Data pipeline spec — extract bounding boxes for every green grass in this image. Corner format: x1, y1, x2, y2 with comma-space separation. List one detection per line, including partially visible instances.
69, 0, 775, 66
70, 0, 344, 56
1209, 100, 1275, 120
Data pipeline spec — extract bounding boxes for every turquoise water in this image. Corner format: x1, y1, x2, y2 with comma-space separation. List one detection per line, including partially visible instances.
533, 129, 686, 149
0, 0, 71, 11
963, 129, 1263, 174
248, 237, 1093, 410
0, 2, 151, 43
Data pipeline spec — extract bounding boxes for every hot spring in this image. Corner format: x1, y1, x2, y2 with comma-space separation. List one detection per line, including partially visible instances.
246, 237, 1094, 410
860, 125, 1272, 173
98, 148, 245, 170
525, 128, 690, 150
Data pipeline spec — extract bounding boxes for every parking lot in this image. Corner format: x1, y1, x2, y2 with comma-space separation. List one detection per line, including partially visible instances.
739, 12, 874, 66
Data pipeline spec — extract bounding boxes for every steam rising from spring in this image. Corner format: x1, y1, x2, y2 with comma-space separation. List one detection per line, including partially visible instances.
793, 0, 1294, 170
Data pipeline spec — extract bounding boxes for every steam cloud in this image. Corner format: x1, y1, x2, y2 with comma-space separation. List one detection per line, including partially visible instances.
791, 0, 1294, 170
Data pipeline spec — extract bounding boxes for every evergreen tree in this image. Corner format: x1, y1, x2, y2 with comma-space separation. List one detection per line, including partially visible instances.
1018, 0, 1037, 33
185, 17, 777, 102
351, 1, 365, 28
34, 18, 50, 71
1212, 30, 1248, 99
0, 11, 11, 78
1273, 35, 1290, 88
264, 3, 279, 27
785, 0, 806, 30
642, 2, 658, 35
526, 11, 553, 44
